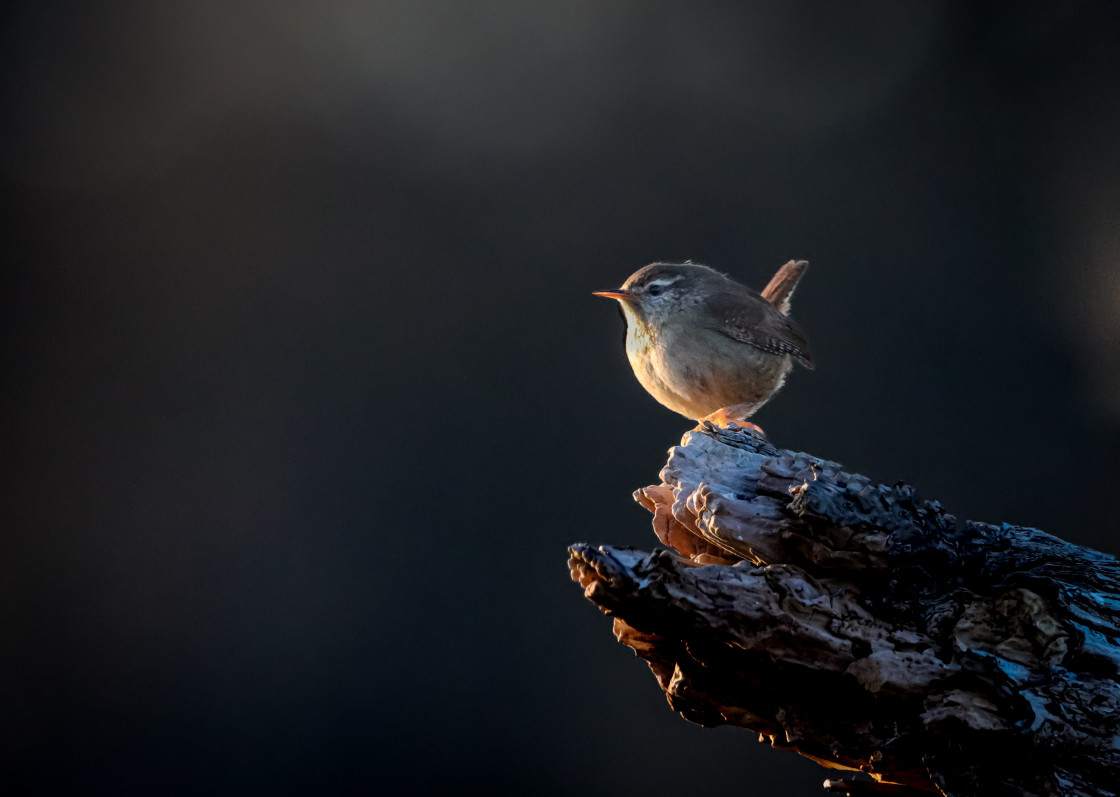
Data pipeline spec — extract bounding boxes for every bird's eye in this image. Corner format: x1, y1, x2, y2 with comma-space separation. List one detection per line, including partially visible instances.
647, 284, 664, 297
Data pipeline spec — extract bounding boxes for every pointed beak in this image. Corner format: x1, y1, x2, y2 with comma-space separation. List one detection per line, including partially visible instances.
592, 289, 633, 301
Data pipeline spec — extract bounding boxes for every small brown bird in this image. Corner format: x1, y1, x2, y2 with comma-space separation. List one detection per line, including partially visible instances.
593, 260, 813, 431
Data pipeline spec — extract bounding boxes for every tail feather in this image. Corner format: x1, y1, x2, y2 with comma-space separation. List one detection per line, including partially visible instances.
761, 260, 808, 316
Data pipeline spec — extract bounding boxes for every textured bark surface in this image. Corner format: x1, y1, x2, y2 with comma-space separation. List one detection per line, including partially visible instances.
569, 424, 1120, 796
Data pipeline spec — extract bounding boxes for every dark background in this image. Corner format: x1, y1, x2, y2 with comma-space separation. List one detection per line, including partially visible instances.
5, 2, 1120, 794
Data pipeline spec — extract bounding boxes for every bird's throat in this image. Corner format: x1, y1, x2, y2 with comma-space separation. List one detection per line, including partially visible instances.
623, 310, 655, 358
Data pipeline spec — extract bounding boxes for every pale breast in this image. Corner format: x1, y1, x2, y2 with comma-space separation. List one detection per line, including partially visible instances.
625, 324, 703, 418
628, 321, 793, 420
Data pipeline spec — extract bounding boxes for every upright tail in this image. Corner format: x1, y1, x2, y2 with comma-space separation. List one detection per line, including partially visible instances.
761, 260, 808, 316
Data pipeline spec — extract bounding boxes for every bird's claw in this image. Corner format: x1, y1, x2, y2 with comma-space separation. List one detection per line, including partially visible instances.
697, 409, 765, 436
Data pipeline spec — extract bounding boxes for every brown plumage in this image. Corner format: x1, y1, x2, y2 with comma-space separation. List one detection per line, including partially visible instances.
593, 260, 813, 425
760, 258, 807, 316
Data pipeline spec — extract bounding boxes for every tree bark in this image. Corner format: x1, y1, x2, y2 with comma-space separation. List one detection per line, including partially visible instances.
568, 424, 1120, 796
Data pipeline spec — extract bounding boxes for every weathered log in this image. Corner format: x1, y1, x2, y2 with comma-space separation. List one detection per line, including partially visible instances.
569, 424, 1120, 796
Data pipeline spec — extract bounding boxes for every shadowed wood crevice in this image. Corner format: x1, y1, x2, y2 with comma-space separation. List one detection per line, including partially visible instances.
569, 424, 1120, 796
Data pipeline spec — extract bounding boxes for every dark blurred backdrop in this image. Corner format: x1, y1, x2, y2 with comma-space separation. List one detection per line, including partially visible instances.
5, 2, 1120, 794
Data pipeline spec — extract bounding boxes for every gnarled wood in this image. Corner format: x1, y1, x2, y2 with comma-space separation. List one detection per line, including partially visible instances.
569, 424, 1120, 796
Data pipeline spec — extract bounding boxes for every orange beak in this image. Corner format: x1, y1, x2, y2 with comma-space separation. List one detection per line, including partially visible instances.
592, 289, 633, 301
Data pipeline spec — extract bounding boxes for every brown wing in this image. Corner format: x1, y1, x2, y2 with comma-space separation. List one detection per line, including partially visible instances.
704, 287, 815, 369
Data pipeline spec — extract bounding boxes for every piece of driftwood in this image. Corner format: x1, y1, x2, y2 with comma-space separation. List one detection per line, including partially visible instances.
569, 424, 1120, 796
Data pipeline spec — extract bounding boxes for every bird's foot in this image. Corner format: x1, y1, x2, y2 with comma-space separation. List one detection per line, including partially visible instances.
698, 408, 764, 435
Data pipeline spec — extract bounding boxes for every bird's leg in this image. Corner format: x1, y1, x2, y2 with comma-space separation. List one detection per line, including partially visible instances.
698, 407, 764, 435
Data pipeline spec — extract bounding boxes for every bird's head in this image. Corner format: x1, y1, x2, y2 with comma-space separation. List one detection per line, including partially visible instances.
593, 263, 721, 326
